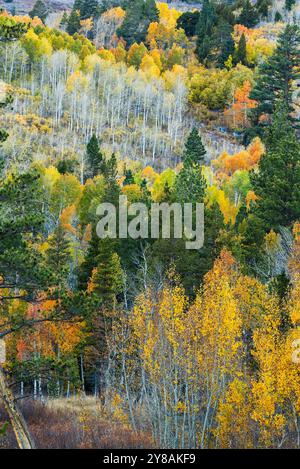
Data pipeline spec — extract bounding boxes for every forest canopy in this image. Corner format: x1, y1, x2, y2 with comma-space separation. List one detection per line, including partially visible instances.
0, 0, 300, 451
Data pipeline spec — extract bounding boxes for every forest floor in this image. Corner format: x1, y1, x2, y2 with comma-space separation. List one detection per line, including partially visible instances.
0, 397, 154, 449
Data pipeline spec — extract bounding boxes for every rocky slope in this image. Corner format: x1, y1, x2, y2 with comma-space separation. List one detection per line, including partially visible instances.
0, 0, 74, 15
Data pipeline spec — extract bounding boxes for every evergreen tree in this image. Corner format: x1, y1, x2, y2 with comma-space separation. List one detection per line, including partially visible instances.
0, 128, 8, 144
238, 0, 259, 28
176, 11, 200, 37
151, 202, 223, 296
215, 2, 235, 25
29, 0, 48, 22
140, 178, 151, 202
285, 0, 296, 11
56, 158, 79, 175
77, 168, 121, 293
73, 0, 84, 12
0, 87, 10, 146
66, 8, 81, 35
184, 128, 207, 167
46, 224, 71, 287
140, 178, 148, 190
92, 239, 123, 308
212, 21, 235, 68
86, 134, 103, 179
250, 104, 300, 231
0, 171, 51, 301
256, 0, 272, 18
123, 168, 135, 186
80, 0, 100, 20
103, 152, 118, 181
117, 0, 159, 47
195, 0, 217, 62
77, 228, 101, 291
248, 24, 300, 140
235, 33, 248, 66
173, 165, 206, 205
274, 11, 282, 22
60, 11, 69, 28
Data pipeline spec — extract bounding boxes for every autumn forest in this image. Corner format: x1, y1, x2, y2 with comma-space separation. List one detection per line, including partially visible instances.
0, 0, 300, 451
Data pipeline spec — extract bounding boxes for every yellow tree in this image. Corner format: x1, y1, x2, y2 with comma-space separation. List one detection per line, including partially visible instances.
189, 250, 243, 448
131, 273, 190, 448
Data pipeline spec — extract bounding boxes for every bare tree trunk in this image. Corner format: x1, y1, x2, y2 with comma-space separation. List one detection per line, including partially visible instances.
0, 367, 35, 449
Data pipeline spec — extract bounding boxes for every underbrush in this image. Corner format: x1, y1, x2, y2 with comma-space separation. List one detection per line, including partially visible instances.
0, 398, 154, 449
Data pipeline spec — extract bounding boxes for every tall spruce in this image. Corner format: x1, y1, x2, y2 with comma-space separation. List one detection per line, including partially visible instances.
213, 21, 235, 68
256, 0, 272, 18
0, 171, 51, 301
176, 11, 200, 37
238, 0, 259, 28
29, 0, 48, 22
46, 224, 72, 288
248, 24, 300, 140
66, 8, 81, 35
174, 129, 207, 205
123, 168, 135, 186
195, 0, 217, 62
250, 104, 300, 231
92, 239, 123, 309
235, 33, 248, 66
86, 134, 103, 179
184, 128, 207, 167
80, 0, 100, 20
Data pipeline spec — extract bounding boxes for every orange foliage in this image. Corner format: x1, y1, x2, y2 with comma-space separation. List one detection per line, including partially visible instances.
224, 81, 257, 130
245, 190, 259, 210
213, 137, 265, 176
60, 204, 77, 235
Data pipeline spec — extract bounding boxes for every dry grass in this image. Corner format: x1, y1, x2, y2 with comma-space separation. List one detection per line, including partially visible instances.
0, 398, 154, 449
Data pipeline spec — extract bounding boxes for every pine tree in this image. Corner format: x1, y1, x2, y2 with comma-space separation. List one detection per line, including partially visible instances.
173, 165, 206, 205
60, 11, 69, 28
117, 0, 159, 47
56, 158, 78, 175
0, 129, 8, 144
235, 33, 248, 66
80, 0, 100, 20
285, 0, 296, 11
176, 11, 200, 38
123, 168, 134, 186
92, 239, 123, 308
248, 24, 300, 139
0, 89, 9, 146
238, 0, 259, 28
29, 0, 48, 22
78, 228, 101, 291
250, 104, 300, 231
256, 0, 272, 18
0, 170, 51, 300
274, 11, 282, 22
73, 0, 84, 13
86, 134, 103, 178
103, 152, 118, 181
66, 8, 81, 35
209, 20, 235, 67
46, 224, 71, 287
184, 128, 207, 167
195, 0, 217, 62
